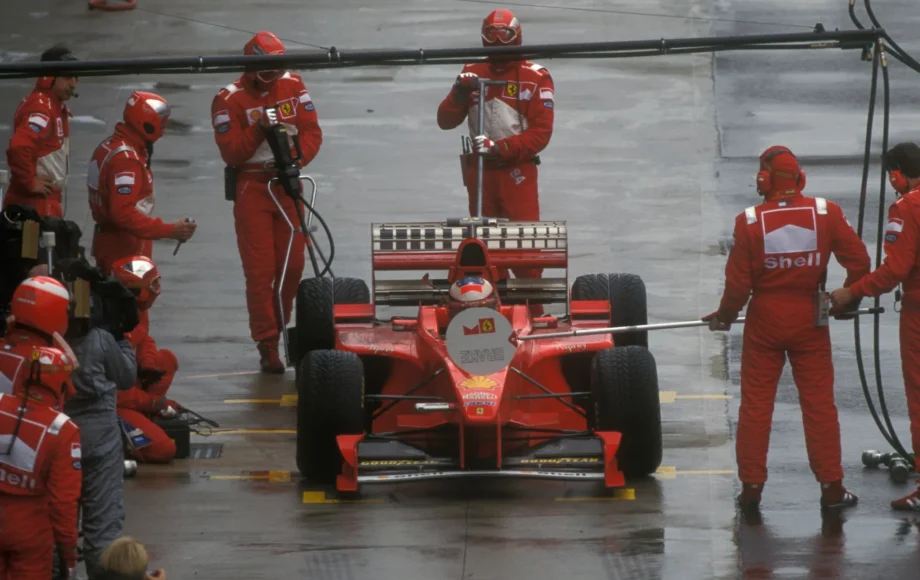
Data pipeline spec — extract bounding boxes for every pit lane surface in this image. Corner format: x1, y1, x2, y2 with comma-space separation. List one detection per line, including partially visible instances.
2, 0, 920, 578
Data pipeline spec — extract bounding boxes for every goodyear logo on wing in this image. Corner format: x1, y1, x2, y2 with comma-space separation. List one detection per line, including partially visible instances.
459, 376, 497, 389
520, 457, 600, 464
463, 318, 496, 335
359, 460, 439, 466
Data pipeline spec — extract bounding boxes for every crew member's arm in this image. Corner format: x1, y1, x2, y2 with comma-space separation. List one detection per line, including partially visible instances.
100, 328, 138, 391
294, 83, 322, 167
117, 384, 172, 413
437, 68, 474, 130
849, 200, 917, 299
712, 214, 754, 322
492, 70, 555, 164
211, 91, 265, 166
829, 204, 872, 288
105, 157, 177, 239
6, 99, 53, 194
47, 422, 82, 572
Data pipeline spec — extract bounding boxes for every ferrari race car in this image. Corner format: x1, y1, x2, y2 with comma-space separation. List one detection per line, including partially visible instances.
289, 218, 662, 493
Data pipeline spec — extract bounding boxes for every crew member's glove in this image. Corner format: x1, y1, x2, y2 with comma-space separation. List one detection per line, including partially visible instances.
474, 135, 498, 157
455, 72, 479, 93
702, 310, 736, 331
57, 543, 78, 576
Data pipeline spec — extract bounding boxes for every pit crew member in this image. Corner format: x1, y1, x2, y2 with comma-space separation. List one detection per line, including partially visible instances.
436, 9, 553, 314
211, 31, 323, 373
87, 91, 197, 275
4, 46, 78, 218
113, 256, 179, 464
0, 276, 81, 579
63, 267, 138, 578
704, 146, 870, 510
830, 141, 920, 511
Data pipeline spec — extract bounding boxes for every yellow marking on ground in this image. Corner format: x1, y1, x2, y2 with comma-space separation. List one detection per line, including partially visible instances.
660, 391, 732, 403
655, 466, 734, 479
223, 398, 283, 404
555, 488, 635, 501
302, 491, 384, 504
208, 470, 292, 482
210, 429, 297, 435
181, 370, 262, 380
280, 394, 298, 407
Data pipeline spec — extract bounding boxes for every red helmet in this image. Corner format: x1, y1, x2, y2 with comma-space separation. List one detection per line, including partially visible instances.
11, 276, 70, 337
244, 31, 286, 85
123, 91, 170, 143
482, 9, 522, 47
111, 256, 161, 311
14, 345, 76, 406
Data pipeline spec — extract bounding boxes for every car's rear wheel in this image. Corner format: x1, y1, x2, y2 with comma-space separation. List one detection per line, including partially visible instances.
589, 345, 662, 478
296, 350, 366, 485
571, 273, 648, 347
293, 276, 370, 366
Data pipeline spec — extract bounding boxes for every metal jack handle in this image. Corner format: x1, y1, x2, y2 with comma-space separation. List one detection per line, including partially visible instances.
517, 307, 886, 341
266, 174, 319, 367
42, 231, 56, 276
474, 79, 511, 219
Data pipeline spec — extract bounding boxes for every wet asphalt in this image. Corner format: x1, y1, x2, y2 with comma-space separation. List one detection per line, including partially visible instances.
3, 0, 920, 578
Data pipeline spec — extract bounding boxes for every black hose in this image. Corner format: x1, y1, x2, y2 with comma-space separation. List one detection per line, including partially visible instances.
863, 0, 920, 74
293, 191, 335, 279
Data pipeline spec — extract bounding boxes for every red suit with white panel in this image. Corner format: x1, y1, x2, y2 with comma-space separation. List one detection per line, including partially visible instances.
437, 10, 553, 313
0, 276, 81, 579
4, 86, 70, 218
210, 31, 323, 372
87, 92, 176, 275
708, 148, 870, 502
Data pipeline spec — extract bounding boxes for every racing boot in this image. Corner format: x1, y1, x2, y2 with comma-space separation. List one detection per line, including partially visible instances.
737, 482, 763, 509
890, 480, 920, 511
258, 338, 285, 374
819, 480, 858, 510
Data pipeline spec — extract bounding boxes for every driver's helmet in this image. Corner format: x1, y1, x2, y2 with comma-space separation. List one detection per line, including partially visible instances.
447, 276, 498, 320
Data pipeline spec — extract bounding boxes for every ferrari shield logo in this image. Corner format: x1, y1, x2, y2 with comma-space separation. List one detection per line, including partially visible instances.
505, 83, 518, 97
279, 101, 294, 118
479, 318, 495, 333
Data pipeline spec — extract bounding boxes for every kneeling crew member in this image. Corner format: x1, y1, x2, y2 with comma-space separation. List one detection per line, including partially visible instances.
704, 146, 870, 510
831, 142, 920, 511
0, 276, 81, 579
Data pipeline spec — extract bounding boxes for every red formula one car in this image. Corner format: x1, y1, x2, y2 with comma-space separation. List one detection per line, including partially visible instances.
290, 218, 662, 493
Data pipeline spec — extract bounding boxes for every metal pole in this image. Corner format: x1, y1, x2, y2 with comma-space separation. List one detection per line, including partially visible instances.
517, 307, 885, 341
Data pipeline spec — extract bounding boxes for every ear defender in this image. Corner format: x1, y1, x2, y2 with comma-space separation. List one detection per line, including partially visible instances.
889, 169, 909, 194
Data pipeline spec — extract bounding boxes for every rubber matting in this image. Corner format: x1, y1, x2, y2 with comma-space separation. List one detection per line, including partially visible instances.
188, 443, 223, 459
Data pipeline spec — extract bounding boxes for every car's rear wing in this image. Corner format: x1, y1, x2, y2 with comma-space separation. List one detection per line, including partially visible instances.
370, 219, 568, 307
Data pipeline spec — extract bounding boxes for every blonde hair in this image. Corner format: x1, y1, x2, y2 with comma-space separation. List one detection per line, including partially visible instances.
99, 537, 149, 579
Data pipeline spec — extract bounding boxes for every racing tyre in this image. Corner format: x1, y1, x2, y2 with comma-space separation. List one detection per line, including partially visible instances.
293, 276, 370, 365
296, 350, 365, 485
590, 345, 662, 478
571, 273, 648, 347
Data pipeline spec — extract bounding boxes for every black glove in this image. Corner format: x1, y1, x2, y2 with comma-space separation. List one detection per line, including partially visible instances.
137, 367, 167, 389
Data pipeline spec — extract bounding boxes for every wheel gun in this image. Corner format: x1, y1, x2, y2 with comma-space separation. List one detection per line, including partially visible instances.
263, 105, 305, 201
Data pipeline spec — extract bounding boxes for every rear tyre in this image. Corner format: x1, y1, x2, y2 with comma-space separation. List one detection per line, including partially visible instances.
296, 350, 366, 485
293, 277, 370, 365
571, 273, 648, 347
590, 345, 662, 478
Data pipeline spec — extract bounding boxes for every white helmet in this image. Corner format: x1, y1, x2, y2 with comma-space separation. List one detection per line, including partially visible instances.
449, 276, 494, 302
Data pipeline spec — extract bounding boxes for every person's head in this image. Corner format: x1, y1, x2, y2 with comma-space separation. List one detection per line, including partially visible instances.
756, 145, 806, 198
99, 537, 149, 580
123, 91, 170, 144
37, 45, 78, 101
12, 344, 75, 408
10, 275, 70, 338
883, 142, 920, 194
481, 9, 521, 69
111, 256, 161, 311
447, 275, 499, 321
244, 31, 286, 87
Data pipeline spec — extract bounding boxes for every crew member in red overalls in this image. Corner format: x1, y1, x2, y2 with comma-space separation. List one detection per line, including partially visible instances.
4, 46, 78, 218
437, 9, 554, 316
0, 276, 81, 579
705, 146, 870, 510
87, 91, 197, 274
111, 255, 179, 464
831, 142, 920, 511
211, 31, 323, 373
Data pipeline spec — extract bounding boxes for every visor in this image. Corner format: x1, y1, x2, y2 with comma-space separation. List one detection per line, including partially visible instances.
146, 98, 170, 121
482, 26, 519, 44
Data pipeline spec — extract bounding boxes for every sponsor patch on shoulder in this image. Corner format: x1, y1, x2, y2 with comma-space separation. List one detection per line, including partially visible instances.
114, 172, 135, 186
216, 123, 230, 133
304, 102, 315, 111
118, 186, 132, 195
886, 233, 898, 243
28, 123, 42, 133
73, 460, 81, 470
887, 218, 904, 233
539, 89, 554, 100
212, 110, 230, 126
27, 112, 49, 128
544, 101, 554, 108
